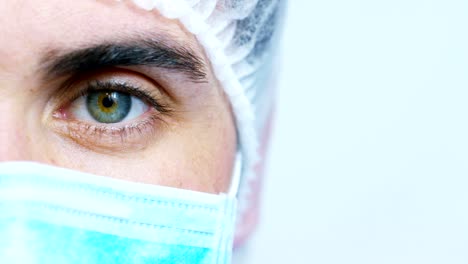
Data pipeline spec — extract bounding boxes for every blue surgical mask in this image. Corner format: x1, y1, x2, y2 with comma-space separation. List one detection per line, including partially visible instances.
0, 159, 241, 264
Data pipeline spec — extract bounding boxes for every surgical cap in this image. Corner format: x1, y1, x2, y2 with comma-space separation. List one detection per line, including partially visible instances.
126, 0, 286, 243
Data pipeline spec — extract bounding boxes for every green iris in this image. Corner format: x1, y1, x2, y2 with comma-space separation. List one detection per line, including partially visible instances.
86, 90, 132, 123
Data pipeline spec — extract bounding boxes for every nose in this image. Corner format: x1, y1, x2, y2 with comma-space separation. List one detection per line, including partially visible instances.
0, 103, 35, 161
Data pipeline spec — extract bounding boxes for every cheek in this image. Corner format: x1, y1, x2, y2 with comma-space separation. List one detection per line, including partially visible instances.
44, 107, 237, 194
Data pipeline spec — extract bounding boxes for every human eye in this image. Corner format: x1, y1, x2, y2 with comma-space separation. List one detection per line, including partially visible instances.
70, 81, 153, 124
49, 72, 172, 152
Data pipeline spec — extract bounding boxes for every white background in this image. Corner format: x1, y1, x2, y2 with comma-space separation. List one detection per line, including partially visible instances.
249, 1, 468, 263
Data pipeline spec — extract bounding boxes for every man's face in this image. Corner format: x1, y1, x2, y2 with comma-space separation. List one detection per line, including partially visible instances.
0, 0, 237, 193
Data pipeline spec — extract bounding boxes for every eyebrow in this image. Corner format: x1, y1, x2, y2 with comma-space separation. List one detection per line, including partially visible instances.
40, 38, 207, 82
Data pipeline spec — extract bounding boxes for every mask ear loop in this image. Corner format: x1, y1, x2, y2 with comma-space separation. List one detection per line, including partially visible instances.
227, 152, 242, 198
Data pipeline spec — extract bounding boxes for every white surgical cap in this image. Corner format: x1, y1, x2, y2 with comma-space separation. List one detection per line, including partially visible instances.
126, 0, 286, 242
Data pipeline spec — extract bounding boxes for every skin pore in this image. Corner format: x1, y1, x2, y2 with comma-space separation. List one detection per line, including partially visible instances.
0, 0, 237, 193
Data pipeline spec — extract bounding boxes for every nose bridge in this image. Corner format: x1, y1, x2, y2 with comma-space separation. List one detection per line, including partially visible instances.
0, 101, 34, 161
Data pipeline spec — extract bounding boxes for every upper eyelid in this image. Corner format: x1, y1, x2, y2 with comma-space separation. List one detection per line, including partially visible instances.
51, 68, 171, 113
83, 80, 171, 113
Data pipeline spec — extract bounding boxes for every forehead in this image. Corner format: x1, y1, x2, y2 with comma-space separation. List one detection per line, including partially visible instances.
0, 0, 199, 68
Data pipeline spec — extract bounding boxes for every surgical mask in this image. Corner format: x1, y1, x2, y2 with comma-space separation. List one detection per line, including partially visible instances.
0, 156, 241, 264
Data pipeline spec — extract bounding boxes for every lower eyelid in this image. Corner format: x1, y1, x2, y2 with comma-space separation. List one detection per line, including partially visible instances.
49, 110, 162, 154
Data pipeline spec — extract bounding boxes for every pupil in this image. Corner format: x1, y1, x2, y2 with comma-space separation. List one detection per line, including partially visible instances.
102, 95, 114, 108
